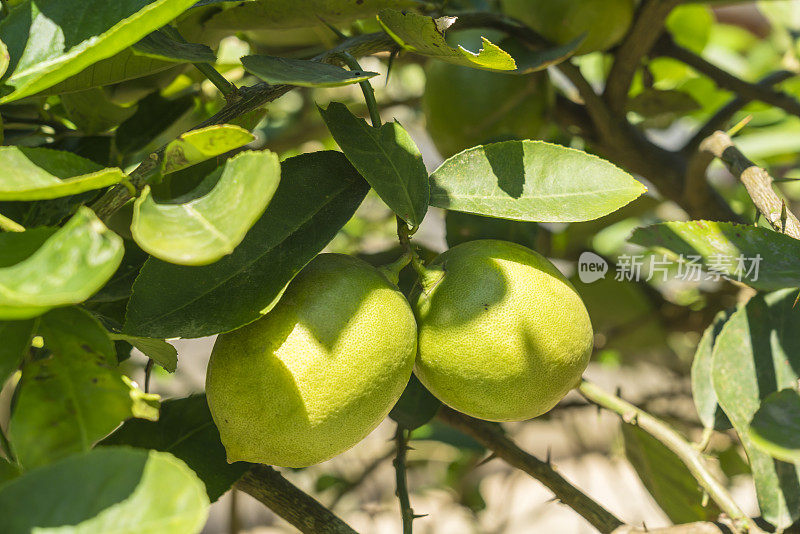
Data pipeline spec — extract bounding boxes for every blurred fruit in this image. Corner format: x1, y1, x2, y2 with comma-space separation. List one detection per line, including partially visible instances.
206, 253, 417, 467
414, 240, 593, 421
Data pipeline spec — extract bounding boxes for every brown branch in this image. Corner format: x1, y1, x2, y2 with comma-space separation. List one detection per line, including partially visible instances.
605, 0, 682, 114
438, 406, 625, 534
699, 131, 800, 239
235, 465, 358, 534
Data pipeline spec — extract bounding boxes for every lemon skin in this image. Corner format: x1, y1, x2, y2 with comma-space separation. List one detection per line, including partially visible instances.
414, 240, 593, 422
502, 0, 636, 55
423, 61, 552, 158
206, 254, 417, 467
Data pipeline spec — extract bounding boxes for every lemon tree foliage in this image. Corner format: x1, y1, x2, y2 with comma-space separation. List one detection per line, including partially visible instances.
2, 0, 800, 532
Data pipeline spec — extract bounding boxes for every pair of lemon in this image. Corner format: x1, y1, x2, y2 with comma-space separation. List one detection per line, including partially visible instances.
206, 240, 593, 467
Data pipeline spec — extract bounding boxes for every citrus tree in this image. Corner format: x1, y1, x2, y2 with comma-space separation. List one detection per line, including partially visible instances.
1, 0, 800, 533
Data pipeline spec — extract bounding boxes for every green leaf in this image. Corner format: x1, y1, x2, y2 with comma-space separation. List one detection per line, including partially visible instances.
162, 124, 255, 175
9, 348, 159, 469
430, 140, 647, 222
115, 92, 195, 157
0, 0, 199, 103
61, 88, 138, 135
622, 423, 720, 524
109, 335, 177, 372
712, 290, 800, 528
390, 375, 441, 430
124, 151, 369, 338
0, 38, 8, 79
629, 221, 800, 291
0, 208, 124, 320
749, 389, 800, 464
0, 228, 57, 267
104, 394, 251, 501
320, 102, 429, 227
691, 311, 732, 431
132, 150, 281, 266
0, 459, 20, 486
378, 10, 516, 71
38, 307, 116, 364
0, 147, 125, 201
132, 29, 216, 63
0, 319, 35, 387
0, 448, 209, 533
243, 55, 378, 88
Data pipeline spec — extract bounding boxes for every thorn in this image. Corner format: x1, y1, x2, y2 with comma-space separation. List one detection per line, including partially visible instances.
545, 446, 552, 465
386, 48, 399, 86
614, 386, 623, 398
544, 496, 561, 504
476, 453, 497, 467
781, 200, 788, 234
642, 521, 649, 532
413, 513, 428, 519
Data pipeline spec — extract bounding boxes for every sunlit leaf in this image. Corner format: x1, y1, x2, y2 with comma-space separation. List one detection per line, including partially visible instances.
162, 124, 254, 175
110, 335, 178, 373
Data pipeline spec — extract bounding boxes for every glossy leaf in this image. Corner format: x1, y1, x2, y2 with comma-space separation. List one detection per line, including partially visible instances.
712, 291, 800, 528
430, 140, 646, 222
622, 423, 719, 524
378, 10, 516, 71
104, 394, 251, 501
0, 319, 35, 387
124, 151, 369, 338
691, 310, 733, 431
0, 208, 124, 320
133, 150, 281, 266
0, 0, 199, 103
110, 334, 178, 372
630, 221, 800, 291
320, 102, 429, 227
0, 448, 209, 534
243, 55, 378, 88
162, 124, 254, 175
132, 29, 216, 63
9, 348, 159, 469
749, 389, 800, 464
0, 147, 125, 201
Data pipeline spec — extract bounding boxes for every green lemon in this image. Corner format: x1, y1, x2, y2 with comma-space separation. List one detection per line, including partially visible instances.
414, 240, 593, 422
206, 253, 417, 467
423, 60, 552, 158
501, 0, 636, 55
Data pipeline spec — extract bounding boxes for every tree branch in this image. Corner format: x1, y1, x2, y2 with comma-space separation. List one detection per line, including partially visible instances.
605, 0, 682, 114
393, 426, 415, 534
577, 380, 764, 534
438, 406, 625, 534
235, 465, 359, 534
699, 131, 800, 239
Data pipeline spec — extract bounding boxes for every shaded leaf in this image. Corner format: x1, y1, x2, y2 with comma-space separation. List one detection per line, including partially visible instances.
0, 319, 35, 387
445, 211, 538, 248
124, 151, 369, 338
0, 448, 208, 533
378, 10, 516, 71
0, 0, 199, 103
104, 394, 251, 501
132, 29, 216, 63
0, 459, 20, 486
749, 389, 800, 464
630, 221, 800, 291
390, 374, 441, 430
115, 92, 195, 156
110, 334, 177, 373
0, 208, 124, 320
61, 88, 138, 135
0, 147, 125, 201
162, 124, 254, 175
243, 55, 378, 88
320, 102, 429, 227
133, 150, 281, 266
38, 307, 116, 364
691, 310, 733, 431
430, 140, 646, 222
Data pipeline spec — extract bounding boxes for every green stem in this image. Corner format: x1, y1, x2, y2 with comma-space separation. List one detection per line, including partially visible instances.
338, 53, 382, 127
0, 212, 25, 232
378, 252, 412, 286
162, 26, 238, 98
577, 380, 764, 534
394, 426, 415, 534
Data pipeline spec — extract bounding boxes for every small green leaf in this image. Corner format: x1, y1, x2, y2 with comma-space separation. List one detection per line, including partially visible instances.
132, 150, 281, 266
378, 9, 516, 71
0, 147, 125, 201
622, 423, 720, 524
630, 221, 800, 291
0, 208, 124, 320
749, 389, 800, 464
430, 140, 647, 222
691, 311, 732, 431
9, 347, 159, 469
0, 0, 199, 103
104, 394, 251, 501
132, 29, 216, 63
124, 151, 369, 339
0, 319, 36, 387
0, 448, 209, 533
243, 55, 378, 88
162, 124, 255, 175
61, 88, 138, 135
320, 102, 429, 227
390, 375, 441, 430
110, 334, 177, 372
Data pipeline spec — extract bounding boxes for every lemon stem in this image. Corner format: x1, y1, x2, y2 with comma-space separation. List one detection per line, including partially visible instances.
378, 252, 412, 285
